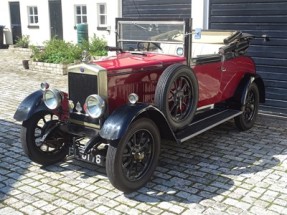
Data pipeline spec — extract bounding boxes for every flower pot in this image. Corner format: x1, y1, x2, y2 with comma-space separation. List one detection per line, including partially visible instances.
22, 60, 29, 69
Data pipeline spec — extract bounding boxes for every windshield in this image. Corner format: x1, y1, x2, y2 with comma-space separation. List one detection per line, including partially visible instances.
117, 20, 186, 56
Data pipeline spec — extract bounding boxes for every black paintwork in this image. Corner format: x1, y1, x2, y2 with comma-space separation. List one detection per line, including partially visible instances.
232, 74, 265, 109
13, 90, 49, 122
176, 109, 242, 143
192, 54, 222, 65
99, 103, 175, 143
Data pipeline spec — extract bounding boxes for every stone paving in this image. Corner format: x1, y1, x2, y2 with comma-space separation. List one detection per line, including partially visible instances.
0, 49, 287, 215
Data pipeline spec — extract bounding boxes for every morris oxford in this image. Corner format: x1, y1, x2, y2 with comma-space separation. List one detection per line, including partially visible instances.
14, 18, 265, 192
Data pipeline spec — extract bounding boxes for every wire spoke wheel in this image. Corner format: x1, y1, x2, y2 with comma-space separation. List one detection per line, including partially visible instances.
235, 83, 259, 131
33, 113, 65, 155
168, 76, 192, 121
122, 129, 154, 181
21, 111, 69, 165
154, 64, 199, 131
244, 90, 256, 122
106, 118, 160, 193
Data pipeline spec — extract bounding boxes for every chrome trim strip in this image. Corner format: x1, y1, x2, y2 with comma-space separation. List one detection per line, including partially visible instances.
69, 118, 100, 129
68, 63, 108, 127
68, 63, 106, 75
180, 110, 242, 142
196, 104, 215, 111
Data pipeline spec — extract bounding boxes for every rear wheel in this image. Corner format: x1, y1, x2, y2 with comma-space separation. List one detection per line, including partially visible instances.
235, 83, 259, 131
21, 111, 69, 165
106, 118, 160, 193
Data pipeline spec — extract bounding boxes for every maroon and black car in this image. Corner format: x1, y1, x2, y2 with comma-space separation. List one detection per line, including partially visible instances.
14, 18, 265, 192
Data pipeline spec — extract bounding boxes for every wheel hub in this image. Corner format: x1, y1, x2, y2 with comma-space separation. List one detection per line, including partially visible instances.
133, 152, 145, 161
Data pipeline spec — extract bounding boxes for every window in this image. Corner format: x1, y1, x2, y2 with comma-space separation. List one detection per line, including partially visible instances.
28, 6, 38, 25
98, 4, 107, 27
75, 5, 87, 24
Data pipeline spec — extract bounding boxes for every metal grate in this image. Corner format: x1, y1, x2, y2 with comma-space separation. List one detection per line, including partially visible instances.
68, 72, 98, 108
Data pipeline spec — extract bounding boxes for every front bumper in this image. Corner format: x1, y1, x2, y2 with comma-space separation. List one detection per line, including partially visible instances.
61, 122, 107, 166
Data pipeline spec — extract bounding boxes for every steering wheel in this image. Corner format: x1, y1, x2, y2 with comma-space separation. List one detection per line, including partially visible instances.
137, 42, 163, 53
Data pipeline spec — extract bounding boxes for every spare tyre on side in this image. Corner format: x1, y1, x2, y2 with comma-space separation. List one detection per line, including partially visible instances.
154, 63, 199, 131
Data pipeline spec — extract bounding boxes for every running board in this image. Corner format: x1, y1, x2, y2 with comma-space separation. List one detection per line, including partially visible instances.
176, 109, 242, 143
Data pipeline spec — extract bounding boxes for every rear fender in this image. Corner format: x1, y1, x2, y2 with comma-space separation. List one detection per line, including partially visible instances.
13, 90, 49, 122
233, 74, 265, 108
99, 103, 176, 145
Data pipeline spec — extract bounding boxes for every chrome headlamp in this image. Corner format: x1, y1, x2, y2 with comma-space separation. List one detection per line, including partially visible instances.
128, 93, 139, 104
43, 89, 62, 110
85, 95, 106, 118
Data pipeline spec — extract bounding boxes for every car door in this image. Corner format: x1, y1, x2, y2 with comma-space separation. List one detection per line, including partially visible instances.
193, 59, 222, 107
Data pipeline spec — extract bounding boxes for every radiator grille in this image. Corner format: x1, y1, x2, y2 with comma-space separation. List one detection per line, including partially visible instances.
68, 72, 98, 106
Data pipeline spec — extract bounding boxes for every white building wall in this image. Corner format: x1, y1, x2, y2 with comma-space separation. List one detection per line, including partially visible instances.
0, 1, 13, 44
191, 0, 209, 29
0, 0, 120, 46
20, 0, 51, 45
62, 0, 120, 46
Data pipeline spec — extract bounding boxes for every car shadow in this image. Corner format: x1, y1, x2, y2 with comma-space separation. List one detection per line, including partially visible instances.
0, 120, 32, 200
4, 115, 283, 206
124, 116, 283, 203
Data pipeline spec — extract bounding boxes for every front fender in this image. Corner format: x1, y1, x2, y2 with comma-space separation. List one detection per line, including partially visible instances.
14, 90, 49, 122
99, 103, 175, 142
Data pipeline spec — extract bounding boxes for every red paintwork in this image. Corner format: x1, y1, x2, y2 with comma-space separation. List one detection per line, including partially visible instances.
193, 56, 256, 107
95, 53, 186, 112
94, 52, 255, 113
58, 92, 69, 121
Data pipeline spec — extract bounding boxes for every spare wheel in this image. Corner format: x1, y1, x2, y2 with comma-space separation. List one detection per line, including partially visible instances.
154, 63, 199, 131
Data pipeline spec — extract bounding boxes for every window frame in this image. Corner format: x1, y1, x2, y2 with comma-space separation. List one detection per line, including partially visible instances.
75, 4, 88, 25
27, 6, 39, 26
97, 3, 107, 27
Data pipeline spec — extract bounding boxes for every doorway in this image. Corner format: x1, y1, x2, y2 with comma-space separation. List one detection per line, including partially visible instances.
49, 0, 63, 39
9, 2, 22, 44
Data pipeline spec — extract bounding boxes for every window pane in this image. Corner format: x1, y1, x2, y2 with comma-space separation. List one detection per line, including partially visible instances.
76, 6, 81, 14
100, 15, 106, 25
83, 16, 87, 23
29, 7, 33, 15
100, 5, 105, 14
77, 16, 81, 24
34, 7, 38, 15
35, 16, 38, 23
82, 6, 87, 14
29, 16, 35, 24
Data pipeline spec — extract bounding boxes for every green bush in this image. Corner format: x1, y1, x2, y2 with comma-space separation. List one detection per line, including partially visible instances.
31, 39, 82, 64
88, 35, 108, 56
31, 36, 108, 64
15, 35, 30, 48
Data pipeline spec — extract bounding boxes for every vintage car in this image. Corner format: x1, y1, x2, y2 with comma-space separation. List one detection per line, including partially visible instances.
14, 18, 265, 192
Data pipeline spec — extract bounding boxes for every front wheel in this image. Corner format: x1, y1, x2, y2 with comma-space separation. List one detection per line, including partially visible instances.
106, 118, 161, 193
235, 83, 259, 131
21, 111, 69, 165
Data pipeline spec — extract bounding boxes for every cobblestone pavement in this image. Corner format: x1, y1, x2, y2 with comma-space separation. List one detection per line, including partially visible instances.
0, 49, 287, 215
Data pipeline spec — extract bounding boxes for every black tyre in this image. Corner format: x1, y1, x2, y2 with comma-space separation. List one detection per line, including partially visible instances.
21, 111, 69, 165
106, 118, 160, 193
235, 83, 259, 131
154, 63, 199, 130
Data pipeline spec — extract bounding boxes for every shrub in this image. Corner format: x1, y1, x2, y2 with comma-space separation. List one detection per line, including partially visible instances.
31, 36, 108, 64
86, 35, 108, 56
31, 38, 82, 64
15, 35, 30, 48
